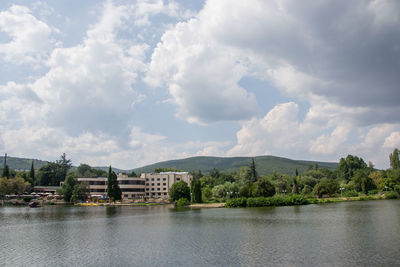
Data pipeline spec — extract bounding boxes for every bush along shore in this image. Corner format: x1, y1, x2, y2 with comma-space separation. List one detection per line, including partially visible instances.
225, 192, 400, 208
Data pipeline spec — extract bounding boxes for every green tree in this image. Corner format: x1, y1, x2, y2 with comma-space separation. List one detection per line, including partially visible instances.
191, 180, 202, 203
239, 182, 255, 198
212, 184, 226, 199
253, 177, 275, 197
0, 178, 10, 200
71, 182, 90, 203
389, 148, 400, 170
37, 153, 72, 186
29, 161, 35, 185
312, 178, 339, 198
209, 168, 220, 179
352, 169, 376, 194
245, 158, 258, 183
337, 155, 368, 181
169, 180, 190, 202
60, 173, 78, 202
202, 185, 213, 202
77, 163, 92, 176
292, 176, 299, 194
2, 165, 10, 178
107, 166, 121, 202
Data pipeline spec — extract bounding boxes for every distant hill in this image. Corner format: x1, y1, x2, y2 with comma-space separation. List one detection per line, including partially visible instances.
132, 156, 338, 176
1, 155, 338, 176
0, 156, 49, 171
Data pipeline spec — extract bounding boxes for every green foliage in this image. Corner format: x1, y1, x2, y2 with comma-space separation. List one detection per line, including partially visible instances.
227, 195, 309, 208
342, 190, 359, 197
0, 177, 30, 196
23, 196, 32, 202
29, 161, 35, 185
389, 148, 400, 170
169, 181, 190, 202
2, 165, 10, 178
245, 158, 258, 183
191, 180, 202, 203
312, 178, 339, 198
201, 185, 213, 202
107, 166, 121, 202
60, 173, 78, 202
385, 191, 400, 199
253, 177, 276, 197
176, 197, 190, 207
239, 182, 255, 198
367, 189, 379, 195
71, 182, 90, 203
77, 163, 107, 178
37, 153, 72, 186
352, 169, 376, 194
128, 171, 137, 177
337, 155, 368, 181
225, 197, 247, 207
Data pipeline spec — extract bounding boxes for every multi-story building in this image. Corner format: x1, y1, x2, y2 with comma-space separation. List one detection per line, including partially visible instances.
78, 172, 192, 200
141, 172, 193, 199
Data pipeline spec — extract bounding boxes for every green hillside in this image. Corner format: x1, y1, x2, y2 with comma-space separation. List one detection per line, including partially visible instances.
1, 155, 338, 176
132, 156, 338, 176
0, 156, 49, 171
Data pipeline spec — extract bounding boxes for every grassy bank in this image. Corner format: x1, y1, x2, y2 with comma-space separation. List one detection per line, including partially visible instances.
226, 192, 399, 208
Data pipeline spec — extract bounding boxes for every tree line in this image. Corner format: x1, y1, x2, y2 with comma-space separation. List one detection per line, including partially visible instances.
169, 149, 400, 205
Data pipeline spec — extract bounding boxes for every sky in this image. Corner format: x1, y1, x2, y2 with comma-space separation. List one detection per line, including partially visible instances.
0, 0, 399, 169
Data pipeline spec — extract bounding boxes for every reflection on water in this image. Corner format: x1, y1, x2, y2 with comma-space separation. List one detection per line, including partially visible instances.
1, 200, 400, 266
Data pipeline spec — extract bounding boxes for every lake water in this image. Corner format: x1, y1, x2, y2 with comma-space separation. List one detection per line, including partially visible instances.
1, 200, 400, 266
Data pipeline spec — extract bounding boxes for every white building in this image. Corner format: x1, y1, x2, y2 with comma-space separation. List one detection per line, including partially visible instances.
78, 172, 192, 200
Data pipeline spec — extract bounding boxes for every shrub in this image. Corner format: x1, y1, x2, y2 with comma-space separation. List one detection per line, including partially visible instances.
367, 189, 379, 195
343, 190, 359, 197
285, 195, 310, 205
226, 198, 247, 207
176, 198, 190, 207
385, 191, 400, 199
23, 196, 32, 202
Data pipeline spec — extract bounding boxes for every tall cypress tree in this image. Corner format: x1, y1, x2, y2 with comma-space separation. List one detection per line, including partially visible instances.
2, 165, 9, 179
389, 148, 400, 170
246, 158, 258, 183
30, 161, 35, 185
107, 166, 121, 202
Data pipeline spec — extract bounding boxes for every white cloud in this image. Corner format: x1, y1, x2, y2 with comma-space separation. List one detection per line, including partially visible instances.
0, 4, 59, 65
384, 132, 400, 149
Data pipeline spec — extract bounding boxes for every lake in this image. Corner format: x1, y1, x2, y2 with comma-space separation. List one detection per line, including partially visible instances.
1, 200, 400, 266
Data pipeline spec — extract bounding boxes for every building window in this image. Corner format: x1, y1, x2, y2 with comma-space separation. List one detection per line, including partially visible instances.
151, 183, 154, 186
157, 183, 160, 186
177, 178, 180, 181
124, 194, 128, 198
164, 193, 167, 195
163, 188, 166, 191
163, 183, 166, 186
163, 178, 166, 181
157, 178, 160, 181
146, 183, 149, 186
157, 188, 160, 191
152, 188, 155, 191
146, 178, 149, 181
158, 193, 161, 195
146, 193, 149, 196
151, 178, 154, 181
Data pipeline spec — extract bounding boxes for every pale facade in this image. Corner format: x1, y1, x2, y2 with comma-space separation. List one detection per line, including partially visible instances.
78, 172, 192, 200
141, 172, 193, 199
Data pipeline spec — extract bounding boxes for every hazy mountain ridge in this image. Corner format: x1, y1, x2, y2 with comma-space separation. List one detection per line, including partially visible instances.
1, 155, 338, 176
